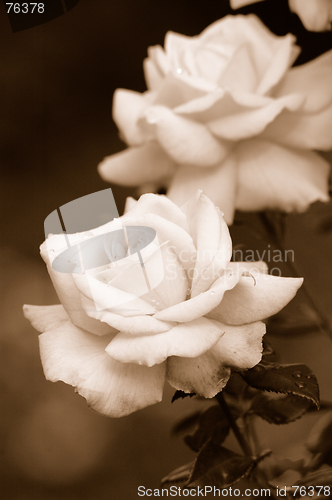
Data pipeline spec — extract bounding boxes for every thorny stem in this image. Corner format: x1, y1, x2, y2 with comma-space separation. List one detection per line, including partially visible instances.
215, 392, 252, 457
259, 212, 332, 341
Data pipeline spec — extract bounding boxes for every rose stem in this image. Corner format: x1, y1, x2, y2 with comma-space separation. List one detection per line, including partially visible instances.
215, 392, 252, 457
259, 212, 332, 341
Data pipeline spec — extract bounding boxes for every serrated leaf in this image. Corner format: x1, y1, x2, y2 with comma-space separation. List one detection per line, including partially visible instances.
172, 390, 195, 403
184, 405, 230, 452
241, 362, 320, 408
161, 462, 194, 487
249, 392, 313, 425
187, 440, 255, 488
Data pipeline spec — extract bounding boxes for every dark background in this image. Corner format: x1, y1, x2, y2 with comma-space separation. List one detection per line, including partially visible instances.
1, 1, 332, 498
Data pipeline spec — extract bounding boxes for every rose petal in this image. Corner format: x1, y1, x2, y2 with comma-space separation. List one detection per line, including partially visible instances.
235, 139, 330, 213
200, 15, 276, 79
124, 197, 138, 214
289, 0, 332, 31
113, 89, 155, 146
164, 31, 194, 72
123, 192, 189, 232
106, 317, 225, 367
143, 105, 227, 166
208, 271, 303, 325
147, 44, 171, 77
154, 270, 241, 323
98, 142, 176, 186
40, 241, 114, 336
166, 320, 265, 397
120, 212, 197, 281
23, 304, 69, 332
256, 34, 300, 95
72, 272, 158, 316
227, 261, 268, 275
142, 243, 188, 311
181, 191, 232, 296
273, 50, 332, 112
143, 57, 164, 91
81, 294, 175, 334
167, 153, 238, 225
167, 354, 231, 398
262, 102, 332, 151
208, 93, 303, 140
209, 320, 266, 370
219, 43, 259, 93
94, 242, 188, 313
25, 305, 165, 417
263, 50, 332, 151
230, 0, 264, 8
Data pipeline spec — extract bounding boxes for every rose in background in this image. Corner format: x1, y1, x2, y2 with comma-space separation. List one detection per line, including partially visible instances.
24, 191, 302, 417
231, 0, 332, 32
98, 14, 332, 224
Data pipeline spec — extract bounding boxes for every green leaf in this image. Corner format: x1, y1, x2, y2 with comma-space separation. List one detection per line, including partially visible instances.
249, 392, 314, 425
187, 440, 255, 488
171, 390, 195, 403
161, 462, 194, 487
184, 405, 230, 452
241, 362, 320, 408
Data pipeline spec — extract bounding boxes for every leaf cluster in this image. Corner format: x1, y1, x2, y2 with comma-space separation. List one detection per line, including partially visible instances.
164, 342, 324, 493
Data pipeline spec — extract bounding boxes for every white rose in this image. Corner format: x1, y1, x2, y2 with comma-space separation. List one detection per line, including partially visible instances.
24, 192, 302, 417
98, 15, 331, 224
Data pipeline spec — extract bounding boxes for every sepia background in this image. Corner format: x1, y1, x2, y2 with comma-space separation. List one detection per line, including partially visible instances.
1, 0, 332, 498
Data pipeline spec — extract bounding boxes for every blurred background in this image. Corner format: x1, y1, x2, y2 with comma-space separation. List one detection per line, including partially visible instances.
1, 0, 332, 498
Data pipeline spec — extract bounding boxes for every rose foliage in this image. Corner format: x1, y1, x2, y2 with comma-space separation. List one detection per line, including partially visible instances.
98, 15, 332, 224
24, 192, 303, 417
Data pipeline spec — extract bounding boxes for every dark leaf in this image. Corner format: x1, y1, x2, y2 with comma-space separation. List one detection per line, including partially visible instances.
172, 411, 201, 436
249, 392, 314, 425
224, 372, 249, 397
187, 440, 255, 488
307, 401, 332, 413
184, 405, 230, 452
172, 390, 195, 403
241, 362, 320, 408
161, 462, 194, 487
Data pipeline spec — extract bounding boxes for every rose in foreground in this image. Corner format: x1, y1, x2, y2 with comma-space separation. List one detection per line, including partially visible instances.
24, 192, 303, 417
98, 14, 331, 224
231, 0, 332, 32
